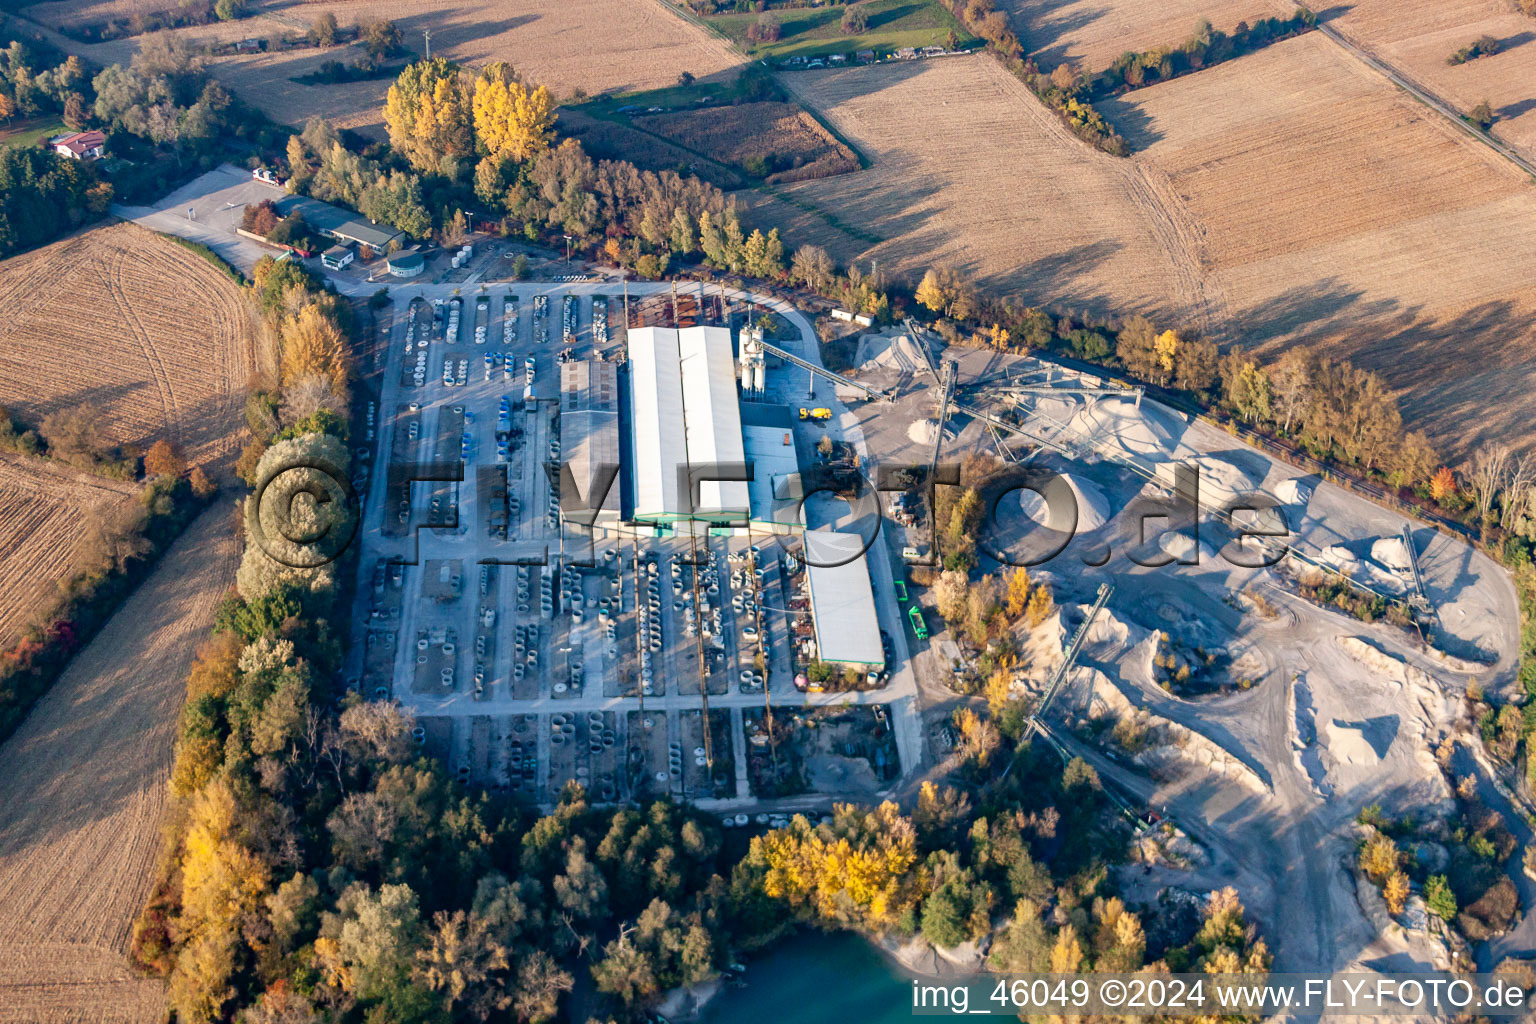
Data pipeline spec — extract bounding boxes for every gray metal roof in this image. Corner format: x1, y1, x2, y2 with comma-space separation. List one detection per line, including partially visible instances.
803, 531, 884, 667
276, 195, 404, 250
560, 361, 620, 516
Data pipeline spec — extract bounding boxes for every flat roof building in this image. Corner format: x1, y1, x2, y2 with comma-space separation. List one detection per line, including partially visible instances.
560, 360, 621, 523
802, 531, 884, 669
627, 325, 749, 526
276, 195, 404, 252
740, 403, 802, 532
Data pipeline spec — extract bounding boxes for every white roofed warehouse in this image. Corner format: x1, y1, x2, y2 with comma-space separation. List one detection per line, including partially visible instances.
625, 325, 752, 530
801, 531, 885, 669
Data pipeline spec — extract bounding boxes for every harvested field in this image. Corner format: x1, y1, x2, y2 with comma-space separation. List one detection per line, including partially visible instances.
0, 506, 239, 1024
558, 107, 744, 189
191, 0, 744, 137
25, 0, 211, 34
0, 455, 136, 649
1321, 0, 1536, 165
638, 101, 859, 184
1105, 31, 1536, 458
1002, 0, 1278, 72
0, 221, 256, 469
768, 55, 1213, 328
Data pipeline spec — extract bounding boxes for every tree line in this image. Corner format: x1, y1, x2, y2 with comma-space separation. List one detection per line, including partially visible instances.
1088, 10, 1316, 99
0, 400, 142, 478
0, 444, 214, 745
281, 57, 791, 282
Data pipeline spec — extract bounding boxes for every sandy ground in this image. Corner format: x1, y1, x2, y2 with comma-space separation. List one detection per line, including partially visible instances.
1102, 31, 1536, 461
0, 505, 240, 1024
765, 55, 1220, 332
844, 338, 1520, 970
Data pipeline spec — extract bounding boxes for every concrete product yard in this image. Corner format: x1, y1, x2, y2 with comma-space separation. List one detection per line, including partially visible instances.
342, 277, 924, 816
134, 179, 1527, 972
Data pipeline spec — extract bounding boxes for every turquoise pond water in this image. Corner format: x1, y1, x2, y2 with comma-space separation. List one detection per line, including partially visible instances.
701, 931, 917, 1023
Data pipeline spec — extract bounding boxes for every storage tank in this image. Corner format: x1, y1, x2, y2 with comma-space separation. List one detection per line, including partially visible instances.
753, 361, 766, 393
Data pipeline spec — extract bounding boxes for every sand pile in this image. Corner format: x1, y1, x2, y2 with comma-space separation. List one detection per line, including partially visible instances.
907, 418, 954, 446
1181, 451, 1267, 508
1319, 544, 1364, 576
1016, 472, 1111, 531
1275, 478, 1312, 505
1158, 530, 1214, 563
1371, 537, 1413, 573
1075, 396, 1177, 460
1324, 717, 1395, 766
856, 332, 929, 373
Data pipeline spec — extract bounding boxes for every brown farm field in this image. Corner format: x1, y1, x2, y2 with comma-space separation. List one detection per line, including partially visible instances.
1320, 0, 1536, 165
556, 107, 744, 188
1103, 31, 1536, 459
25, 0, 215, 34
1000, 0, 1281, 71
193, 0, 746, 137
0, 455, 136, 649
763, 55, 1216, 330
0, 506, 239, 1024
0, 221, 256, 469
638, 101, 859, 184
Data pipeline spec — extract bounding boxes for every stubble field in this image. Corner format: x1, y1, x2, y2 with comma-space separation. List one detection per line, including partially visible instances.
0, 456, 136, 649
1319, 0, 1536, 165
640, 101, 859, 183
1104, 31, 1536, 458
761, 55, 1216, 330
24, 0, 212, 34
0, 506, 239, 1024
1000, 0, 1280, 71
203, 0, 744, 137
0, 221, 256, 469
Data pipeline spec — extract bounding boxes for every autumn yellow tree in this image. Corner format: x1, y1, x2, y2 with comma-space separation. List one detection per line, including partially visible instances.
385, 58, 473, 171
1383, 871, 1409, 915
1429, 466, 1457, 502
1154, 329, 1180, 385
1003, 566, 1031, 620
752, 802, 919, 931
1050, 923, 1085, 972
170, 780, 271, 1023
1024, 584, 1054, 628
280, 303, 349, 394
473, 62, 555, 162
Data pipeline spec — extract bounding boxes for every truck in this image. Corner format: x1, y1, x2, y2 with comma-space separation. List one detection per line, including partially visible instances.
907, 605, 928, 641
798, 407, 832, 422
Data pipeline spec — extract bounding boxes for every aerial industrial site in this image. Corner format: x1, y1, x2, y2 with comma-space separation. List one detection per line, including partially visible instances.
3, 1, 1536, 1021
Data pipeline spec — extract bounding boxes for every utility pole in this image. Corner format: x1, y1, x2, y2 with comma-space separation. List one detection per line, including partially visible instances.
688, 527, 714, 773
630, 535, 644, 718
423, 28, 431, 58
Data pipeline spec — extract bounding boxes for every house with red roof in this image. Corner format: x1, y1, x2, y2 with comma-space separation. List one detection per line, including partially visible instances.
50, 130, 107, 161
